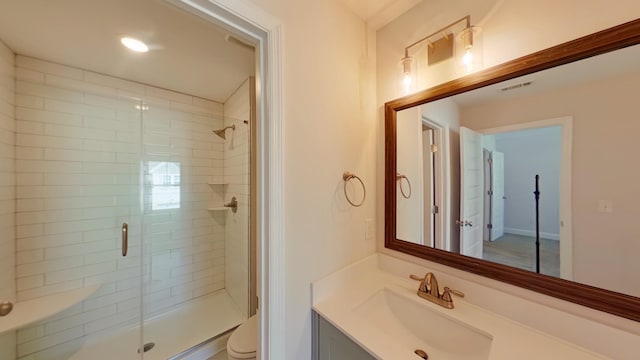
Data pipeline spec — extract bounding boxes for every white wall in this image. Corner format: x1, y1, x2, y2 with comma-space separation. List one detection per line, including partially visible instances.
0, 39, 16, 360
376, 0, 640, 357
396, 107, 423, 243
244, 1, 378, 359
493, 128, 561, 238
13, 55, 226, 359
223, 78, 251, 318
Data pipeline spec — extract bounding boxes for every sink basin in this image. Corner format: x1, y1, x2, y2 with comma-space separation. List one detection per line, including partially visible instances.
353, 288, 493, 360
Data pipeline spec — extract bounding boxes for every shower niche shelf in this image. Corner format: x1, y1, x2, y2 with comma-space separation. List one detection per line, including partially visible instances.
0, 285, 100, 334
207, 181, 228, 186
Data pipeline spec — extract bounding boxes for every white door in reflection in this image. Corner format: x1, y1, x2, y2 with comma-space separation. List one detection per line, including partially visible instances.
460, 127, 484, 259
148, 161, 181, 210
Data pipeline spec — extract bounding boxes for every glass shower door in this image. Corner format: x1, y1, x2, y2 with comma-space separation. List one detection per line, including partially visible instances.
11, 87, 145, 360
64, 94, 145, 360
139, 95, 247, 359
81, 95, 146, 359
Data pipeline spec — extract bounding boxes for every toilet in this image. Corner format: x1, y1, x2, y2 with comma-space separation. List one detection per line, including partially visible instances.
227, 315, 257, 360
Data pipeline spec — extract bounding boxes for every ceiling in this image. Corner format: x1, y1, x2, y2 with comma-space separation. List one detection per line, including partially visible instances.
451, 44, 640, 108
0, 0, 255, 102
339, 0, 402, 22
337, 0, 422, 29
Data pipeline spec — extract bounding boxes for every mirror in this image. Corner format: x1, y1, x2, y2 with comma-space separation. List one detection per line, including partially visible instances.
385, 18, 640, 322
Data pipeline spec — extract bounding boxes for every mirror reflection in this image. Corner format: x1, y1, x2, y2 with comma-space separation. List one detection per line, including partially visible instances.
396, 43, 640, 297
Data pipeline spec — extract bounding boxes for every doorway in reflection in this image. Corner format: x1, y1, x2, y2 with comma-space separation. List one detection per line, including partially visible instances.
479, 126, 562, 276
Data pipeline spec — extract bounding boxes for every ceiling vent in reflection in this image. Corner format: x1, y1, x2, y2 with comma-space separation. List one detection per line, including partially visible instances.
500, 81, 533, 92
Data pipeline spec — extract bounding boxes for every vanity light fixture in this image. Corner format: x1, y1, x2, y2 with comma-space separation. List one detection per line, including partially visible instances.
121, 37, 149, 53
400, 15, 482, 93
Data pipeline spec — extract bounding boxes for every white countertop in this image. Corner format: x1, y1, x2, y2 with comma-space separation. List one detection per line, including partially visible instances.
312, 254, 609, 360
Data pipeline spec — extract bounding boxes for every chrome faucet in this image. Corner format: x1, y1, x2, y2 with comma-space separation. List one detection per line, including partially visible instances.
410, 272, 464, 309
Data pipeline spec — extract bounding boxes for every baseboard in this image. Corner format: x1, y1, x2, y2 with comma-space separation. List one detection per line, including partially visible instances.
504, 228, 560, 241
171, 330, 232, 360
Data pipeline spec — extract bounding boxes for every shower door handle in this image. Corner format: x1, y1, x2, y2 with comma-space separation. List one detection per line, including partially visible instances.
122, 223, 128, 257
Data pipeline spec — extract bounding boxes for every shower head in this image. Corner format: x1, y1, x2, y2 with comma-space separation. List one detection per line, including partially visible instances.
213, 125, 236, 140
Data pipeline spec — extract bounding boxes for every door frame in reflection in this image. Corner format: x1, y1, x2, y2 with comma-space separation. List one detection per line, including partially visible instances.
421, 115, 451, 251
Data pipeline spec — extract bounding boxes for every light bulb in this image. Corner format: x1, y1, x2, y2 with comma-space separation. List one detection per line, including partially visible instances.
403, 72, 412, 89
121, 37, 149, 53
400, 55, 415, 95
462, 48, 473, 73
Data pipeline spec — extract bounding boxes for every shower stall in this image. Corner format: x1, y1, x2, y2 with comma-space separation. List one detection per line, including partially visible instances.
0, 1, 256, 359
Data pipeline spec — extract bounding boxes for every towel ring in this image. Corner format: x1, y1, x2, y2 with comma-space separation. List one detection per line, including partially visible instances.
343, 171, 366, 207
396, 173, 412, 199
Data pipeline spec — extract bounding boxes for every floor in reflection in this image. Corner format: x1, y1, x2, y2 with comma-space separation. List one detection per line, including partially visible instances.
483, 233, 559, 277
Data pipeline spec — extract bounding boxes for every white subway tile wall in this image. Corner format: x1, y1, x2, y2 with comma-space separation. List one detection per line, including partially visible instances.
13, 56, 228, 359
140, 98, 226, 320
223, 79, 251, 317
0, 40, 17, 360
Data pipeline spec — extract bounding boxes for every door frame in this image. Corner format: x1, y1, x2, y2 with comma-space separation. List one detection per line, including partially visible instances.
479, 116, 573, 280
166, 1, 284, 358
482, 149, 492, 241
421, 116, 450, 251
420, 126, 434, 247
489, 151, 505, 241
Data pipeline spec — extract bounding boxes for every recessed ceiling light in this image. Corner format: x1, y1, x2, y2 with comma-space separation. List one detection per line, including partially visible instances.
121, 37, 149, 53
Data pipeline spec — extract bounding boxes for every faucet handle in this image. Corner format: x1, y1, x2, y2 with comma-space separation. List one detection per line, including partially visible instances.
441, 286, 465, 302
409, 274, 424, 281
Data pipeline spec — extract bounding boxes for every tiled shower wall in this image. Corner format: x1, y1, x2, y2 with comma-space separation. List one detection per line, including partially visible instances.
13, 56, 226, 359
0, 40, 16, 360
141, 87, 226, 318
223, 79, 251, 317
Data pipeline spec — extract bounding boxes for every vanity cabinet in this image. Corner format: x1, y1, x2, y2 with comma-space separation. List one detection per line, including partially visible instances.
313, 312, 375, 360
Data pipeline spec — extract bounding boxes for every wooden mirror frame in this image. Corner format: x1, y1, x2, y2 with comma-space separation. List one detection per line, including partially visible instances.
385, 18, 640, 322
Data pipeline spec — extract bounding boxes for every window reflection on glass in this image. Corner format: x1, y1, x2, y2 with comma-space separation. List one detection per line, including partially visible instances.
148, 161, 181, 210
